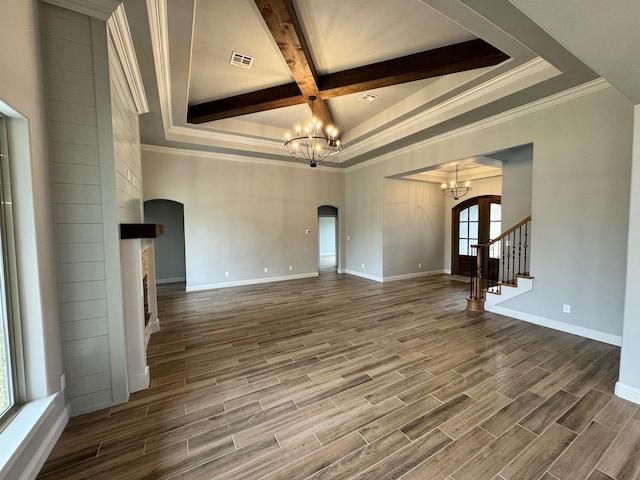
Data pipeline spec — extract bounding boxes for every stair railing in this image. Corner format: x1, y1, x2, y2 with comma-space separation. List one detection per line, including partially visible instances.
467, 215, 531, 311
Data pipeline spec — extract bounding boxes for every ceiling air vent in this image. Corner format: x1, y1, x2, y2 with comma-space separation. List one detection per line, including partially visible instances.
230, 51, 254, 69
357, 93, 378, 103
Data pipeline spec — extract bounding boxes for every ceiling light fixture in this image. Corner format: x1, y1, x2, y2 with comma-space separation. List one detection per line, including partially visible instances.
441, 164, 471, 200
284, 96, 342, 168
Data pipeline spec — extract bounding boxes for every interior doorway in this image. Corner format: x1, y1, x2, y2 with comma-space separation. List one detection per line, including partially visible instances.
452, 195, 501, 277
144, 199, 186, 286
318, 205, 338, 273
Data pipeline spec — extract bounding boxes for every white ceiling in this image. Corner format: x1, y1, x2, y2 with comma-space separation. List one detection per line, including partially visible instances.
123, 0, 637, 171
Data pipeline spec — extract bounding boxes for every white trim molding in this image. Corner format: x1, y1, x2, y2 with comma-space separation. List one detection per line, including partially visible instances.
107, 4, 149, 114
383, 270, 445, 282
128, 366, 150, 393
186, 272, 319, 292
487, 305, 622, 346
40, 0, 121, 20
615, 382, 640, 405
0, 394, 69, 480
345, 270, 384, 283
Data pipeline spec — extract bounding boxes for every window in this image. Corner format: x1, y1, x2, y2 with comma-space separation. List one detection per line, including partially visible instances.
0, 116, 22, 428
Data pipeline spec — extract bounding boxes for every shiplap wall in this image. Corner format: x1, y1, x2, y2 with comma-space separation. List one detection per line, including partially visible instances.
42, 4, 128, 414
108, 30, 149, 392
109, 36, 143, 223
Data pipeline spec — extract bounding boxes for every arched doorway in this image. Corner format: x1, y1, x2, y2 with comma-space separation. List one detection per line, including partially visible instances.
144, 199, 186, 285
452, 195, 501, 277
318, 205, 338, 273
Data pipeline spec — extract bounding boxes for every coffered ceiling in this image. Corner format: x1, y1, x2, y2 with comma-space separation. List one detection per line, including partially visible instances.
124, 0, 603, 170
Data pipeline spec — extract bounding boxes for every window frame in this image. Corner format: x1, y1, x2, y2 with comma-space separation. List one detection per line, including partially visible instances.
0, 115, 25, 431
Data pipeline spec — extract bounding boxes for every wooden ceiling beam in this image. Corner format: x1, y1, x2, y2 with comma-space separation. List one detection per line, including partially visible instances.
187, 3, 509, 128
188, 83, 302, 124
252, 0, 335, 129
317, 39, 510, 99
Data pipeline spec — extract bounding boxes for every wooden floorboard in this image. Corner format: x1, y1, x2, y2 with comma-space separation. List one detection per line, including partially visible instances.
38, 273, 639, 479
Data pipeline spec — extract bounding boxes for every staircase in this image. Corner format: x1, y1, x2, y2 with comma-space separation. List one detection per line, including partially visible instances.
467, 216, 532, 312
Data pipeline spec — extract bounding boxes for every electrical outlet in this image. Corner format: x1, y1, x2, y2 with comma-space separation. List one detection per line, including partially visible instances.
264, 267, 268, 273
563, 304, 571, 314
225, 271, 229, 277
361, 264, 365, 269
289, 265, 293, 271
60, 373, 66, 391
418, 263, 422, 269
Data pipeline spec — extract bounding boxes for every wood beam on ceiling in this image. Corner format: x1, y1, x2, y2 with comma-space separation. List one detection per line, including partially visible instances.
186, 0, 510, 126
252, 0, 335, 130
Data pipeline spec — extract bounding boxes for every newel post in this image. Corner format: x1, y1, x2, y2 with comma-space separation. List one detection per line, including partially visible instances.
467, 244, 485, 312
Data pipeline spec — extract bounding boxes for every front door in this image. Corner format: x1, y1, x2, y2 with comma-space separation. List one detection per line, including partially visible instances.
452, 195, 501, 277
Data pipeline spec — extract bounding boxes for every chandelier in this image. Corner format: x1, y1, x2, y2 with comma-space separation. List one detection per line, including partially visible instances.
284, 96, 342, 167
442, 164, 471, 200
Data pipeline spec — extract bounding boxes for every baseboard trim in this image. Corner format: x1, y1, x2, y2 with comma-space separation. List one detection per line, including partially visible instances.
615, 382, 640, 405
156, 276, 186, 284
186, 272, 319, 292
128, 366, 150, 393
383, 270, 445, 282
345, 270, 384, 282
486, 305, 622, 346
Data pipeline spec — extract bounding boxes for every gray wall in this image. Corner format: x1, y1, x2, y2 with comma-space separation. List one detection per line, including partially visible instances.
142, 147, 345, 289
501, 158, 533, 229
144, 199, 186, 283
383, 179, 445, 278
347, 86, 633, 339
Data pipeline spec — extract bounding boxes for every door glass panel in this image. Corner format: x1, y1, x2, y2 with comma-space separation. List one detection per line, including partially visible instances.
460, 208, 468, 222
490, 203, 501, 221
468, 221, 478, 240
458, 222, 467, 239
490, 221, 501, 239
469, 204, 478, 221
459, 239, 469, 255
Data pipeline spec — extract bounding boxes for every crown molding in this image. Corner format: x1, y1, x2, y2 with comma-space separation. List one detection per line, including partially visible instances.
341, 57, 557, 162
140, 144, 340, 171
146, 0, 173, 133
345, 78, 610, 173
107, 4, 148, 114
40, 0, 121, 20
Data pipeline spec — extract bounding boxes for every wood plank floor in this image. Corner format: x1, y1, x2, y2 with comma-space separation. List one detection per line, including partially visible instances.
38, 273, 640, 480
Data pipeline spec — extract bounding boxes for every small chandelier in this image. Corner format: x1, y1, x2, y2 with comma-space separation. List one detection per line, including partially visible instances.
284, 96, 342, 167
442, 164, 471, 200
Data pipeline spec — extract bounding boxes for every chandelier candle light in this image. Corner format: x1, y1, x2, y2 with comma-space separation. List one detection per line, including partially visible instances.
441, 164, 472, 200
284, 96, 342, 167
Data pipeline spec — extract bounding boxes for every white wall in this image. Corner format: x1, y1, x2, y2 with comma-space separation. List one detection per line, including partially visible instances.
618, 105, 640, 403
346, 85, 633, 341
0, 0, 67, 477
383, 179, 445, 278
318, 217, 336, 256
142, 147, 345, 290
42, 4, 131, 414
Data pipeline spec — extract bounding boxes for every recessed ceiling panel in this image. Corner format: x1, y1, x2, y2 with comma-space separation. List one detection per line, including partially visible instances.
189, 0, 294, 104
293, 0, 477, 74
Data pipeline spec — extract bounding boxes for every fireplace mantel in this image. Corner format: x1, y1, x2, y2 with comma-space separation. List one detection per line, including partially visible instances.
120, 223, 164, 239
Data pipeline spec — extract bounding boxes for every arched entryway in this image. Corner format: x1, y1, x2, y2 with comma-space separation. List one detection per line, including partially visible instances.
452, 195, 501, 277
318, 205, 338, 273
144, 199, 186, 286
